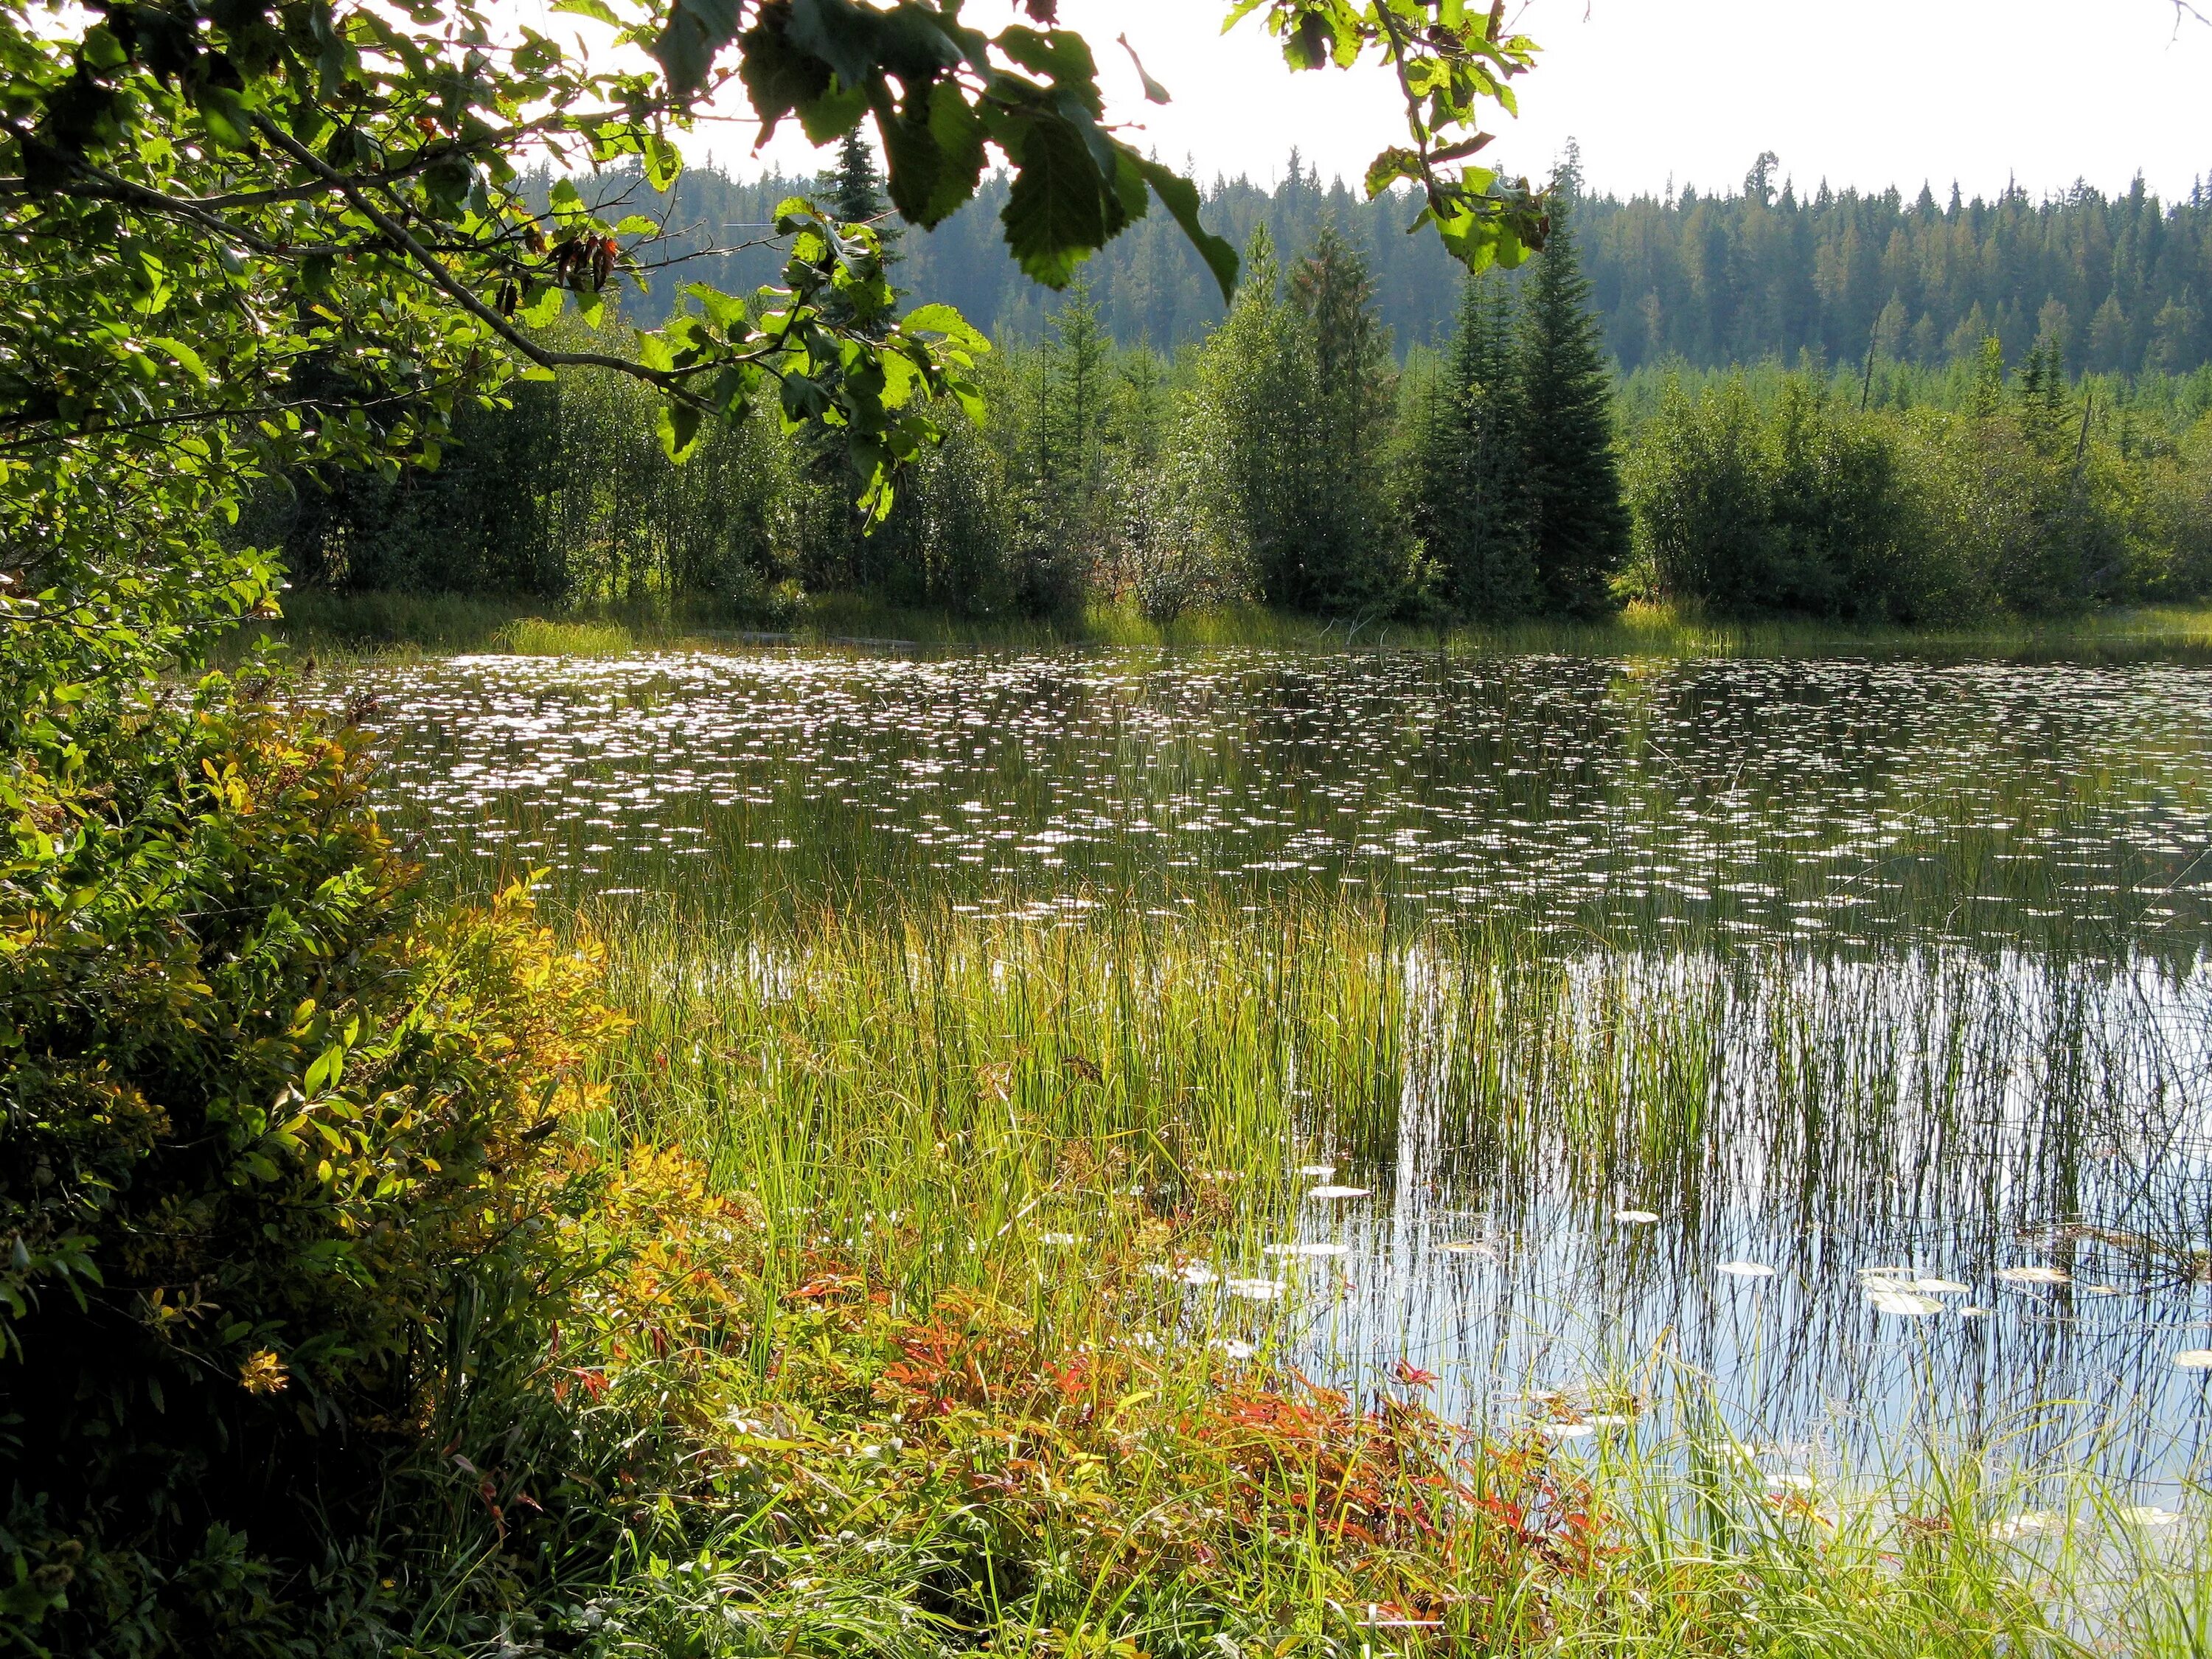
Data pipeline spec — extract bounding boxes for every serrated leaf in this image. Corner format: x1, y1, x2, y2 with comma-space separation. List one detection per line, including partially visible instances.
1000, 113, 1105, 289
901, 302, 986, 352
919, 80, 987, 225
787, 0, 881, 87
1365, 146, 1423, 199
739, 7, 833, 139
550, 0, 622, 22
615, 214, 662, 234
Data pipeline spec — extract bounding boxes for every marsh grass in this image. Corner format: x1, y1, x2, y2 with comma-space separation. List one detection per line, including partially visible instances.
532, 886, 2212, 1655
262, 588, 2212, 664
493, 615, 636, 655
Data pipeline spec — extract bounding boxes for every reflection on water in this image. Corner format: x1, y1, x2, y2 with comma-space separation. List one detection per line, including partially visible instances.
332, 646, 2212, 1483
1268, 947, 2212, 1485
344, 648, 2212, 950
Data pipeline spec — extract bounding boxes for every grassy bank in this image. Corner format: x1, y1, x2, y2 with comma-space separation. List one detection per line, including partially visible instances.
509, 892, 2212, 1656
251, 588, 2212, 664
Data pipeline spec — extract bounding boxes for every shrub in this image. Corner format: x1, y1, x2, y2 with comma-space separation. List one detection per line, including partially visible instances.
1, 675, 625, 1653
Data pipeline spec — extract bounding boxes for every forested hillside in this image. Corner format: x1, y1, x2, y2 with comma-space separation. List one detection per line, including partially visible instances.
621, 153, 2212, 372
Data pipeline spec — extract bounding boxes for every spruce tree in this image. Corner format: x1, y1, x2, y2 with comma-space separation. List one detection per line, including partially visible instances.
1416, 273, 1534, 618
1048, 276, 1112, 515
824, 130, 897, 257
1514, 173, 1630, 616
1287, 221, 1400, 613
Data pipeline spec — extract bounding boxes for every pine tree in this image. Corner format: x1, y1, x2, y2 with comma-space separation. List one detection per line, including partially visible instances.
1514, 176, 1630, 616
1415, 273, 1534, 617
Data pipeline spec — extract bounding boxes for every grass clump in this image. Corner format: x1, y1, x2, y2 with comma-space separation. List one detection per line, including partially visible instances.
493, 615, 636, 655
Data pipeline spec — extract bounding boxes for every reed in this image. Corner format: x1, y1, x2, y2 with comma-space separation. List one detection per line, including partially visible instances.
541, 888, 2210, 1655
261, 587, 2212, 664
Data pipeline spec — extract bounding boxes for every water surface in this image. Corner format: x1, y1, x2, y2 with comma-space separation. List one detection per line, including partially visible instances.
337, 645, 2212, 1493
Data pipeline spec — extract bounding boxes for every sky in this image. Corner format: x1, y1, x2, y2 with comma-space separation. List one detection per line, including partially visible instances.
702, 0, 2212, 206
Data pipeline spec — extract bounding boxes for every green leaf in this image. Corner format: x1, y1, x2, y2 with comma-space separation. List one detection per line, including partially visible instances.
737, 8, 832, 141
786, 0, 881, 88
1365, 146, 1424, 199
614, 214, 662, 234
550, 0, 622, 21
1000, 114, 1106, 290
652, 0, 744, 99
1134, 154, 1239, 302
900, 302, 986, 352
919, 80, 987, 225
657, 400, 704, 462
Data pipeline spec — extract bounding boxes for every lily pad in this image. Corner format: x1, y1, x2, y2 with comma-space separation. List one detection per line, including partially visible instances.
1224, 1277, 1287, 1301
1867, 1287, 1945, 1316
1996, 1265, 2070, 1286
2124, 1506, 2183, 1527
1307, 1185, 1370, 1200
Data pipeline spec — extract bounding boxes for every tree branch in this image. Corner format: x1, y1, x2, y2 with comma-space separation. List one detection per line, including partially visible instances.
246, 113, 706, 397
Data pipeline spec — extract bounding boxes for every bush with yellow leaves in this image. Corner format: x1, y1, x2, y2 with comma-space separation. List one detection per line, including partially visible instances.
1, 675, 625, 1653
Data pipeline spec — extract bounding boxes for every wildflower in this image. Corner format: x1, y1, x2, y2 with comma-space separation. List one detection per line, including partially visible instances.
240, 1349, 289, 1394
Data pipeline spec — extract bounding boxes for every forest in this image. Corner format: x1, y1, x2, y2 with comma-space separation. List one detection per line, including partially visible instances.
276, 142, 2212, 630
613, 148, 2212, 373
14, 1, 2212, 1655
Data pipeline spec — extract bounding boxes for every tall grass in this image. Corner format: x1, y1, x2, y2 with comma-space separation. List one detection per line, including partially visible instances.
556, 889, 2211, 1654
266, 586, 2212, 664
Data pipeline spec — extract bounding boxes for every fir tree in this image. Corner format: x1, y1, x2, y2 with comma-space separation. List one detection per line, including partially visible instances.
1286, 220, 1401, 613
1415, 273, 1533, 618
823, 130, 897, 257
1047, 276, 1112, 514
1514, 177, 1630, 616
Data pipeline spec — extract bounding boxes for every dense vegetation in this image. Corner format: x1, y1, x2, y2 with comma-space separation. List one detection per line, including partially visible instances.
10, 0, 2212, 1651
279, 152, 2212, 629
616, 152, 2212, 374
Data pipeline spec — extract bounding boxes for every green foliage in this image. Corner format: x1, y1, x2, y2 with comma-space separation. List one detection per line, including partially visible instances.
1514, 181, 1632, 616
1624, 345, 2188, 622
1410, 275, 1532, 618
0, 672, 627, 1652
1190, 226, 1409, 615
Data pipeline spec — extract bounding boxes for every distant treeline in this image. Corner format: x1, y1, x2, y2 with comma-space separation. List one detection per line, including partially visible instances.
598, 150, 2212, 374
266, 154, 2212, 632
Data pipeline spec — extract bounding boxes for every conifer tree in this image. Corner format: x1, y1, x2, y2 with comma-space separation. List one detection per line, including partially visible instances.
1048, 277, 1113, 515
1287, 221, 1402, 613
1514, 173, 1630, 616
1416, 273, 1534, 617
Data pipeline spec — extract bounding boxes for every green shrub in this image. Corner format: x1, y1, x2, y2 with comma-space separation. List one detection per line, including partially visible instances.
0, 675, 625, 1654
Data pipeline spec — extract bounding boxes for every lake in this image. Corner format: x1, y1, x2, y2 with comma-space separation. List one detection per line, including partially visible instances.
336, 645, 2212, 1500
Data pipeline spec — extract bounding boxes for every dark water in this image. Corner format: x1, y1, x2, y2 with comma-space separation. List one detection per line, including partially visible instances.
341, 646, 2212, 1495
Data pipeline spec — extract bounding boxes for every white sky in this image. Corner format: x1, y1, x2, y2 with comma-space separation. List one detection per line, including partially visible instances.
700, 0, 2212, 205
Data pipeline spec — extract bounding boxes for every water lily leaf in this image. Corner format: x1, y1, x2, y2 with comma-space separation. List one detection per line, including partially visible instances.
1867, 1288, 1944, 1316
